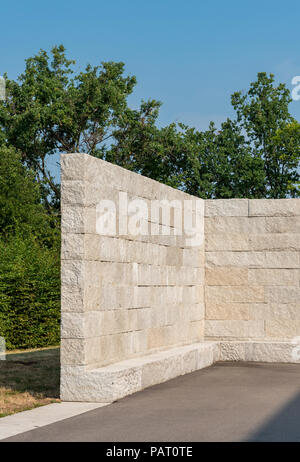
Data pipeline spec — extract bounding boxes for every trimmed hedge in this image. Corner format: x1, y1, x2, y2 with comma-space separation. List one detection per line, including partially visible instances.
0, 235, 60, 349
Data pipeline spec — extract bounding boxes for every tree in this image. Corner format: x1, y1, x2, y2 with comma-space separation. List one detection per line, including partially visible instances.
178, 120, 266, 199
108, 72, 299, 198
0, 145, 60, 349
107, 100, 188, 189
0, 47, 299, 202
0, 45, 138, 208
0, 145, 58, 245
231, 72, 300, 197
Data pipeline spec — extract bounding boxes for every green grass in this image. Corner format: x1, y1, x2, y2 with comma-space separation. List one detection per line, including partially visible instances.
0, 346, 60, 417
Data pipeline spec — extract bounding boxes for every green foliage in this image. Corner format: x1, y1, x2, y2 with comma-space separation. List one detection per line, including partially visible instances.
0, 144, 60, 349
107, 101, 187, 189
0, 47, 299, 351
1, 47, 298, 201
0, 145, 59, 244
0, 234, 60, 349
231, 72, 300, 198
108, 72, 299, 199
0, 45, 137, 208
180, 120, 267, 199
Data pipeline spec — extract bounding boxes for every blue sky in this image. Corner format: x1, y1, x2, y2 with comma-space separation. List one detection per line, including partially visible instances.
1, 0, 300, 178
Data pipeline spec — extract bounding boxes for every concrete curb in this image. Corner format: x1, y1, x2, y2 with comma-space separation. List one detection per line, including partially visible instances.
0, 402, 110, 440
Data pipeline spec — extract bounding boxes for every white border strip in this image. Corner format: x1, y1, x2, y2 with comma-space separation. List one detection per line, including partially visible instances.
0, 401, 110, 440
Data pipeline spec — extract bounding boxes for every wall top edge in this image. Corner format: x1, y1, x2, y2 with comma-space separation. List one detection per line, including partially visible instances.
60, 152, 204, 203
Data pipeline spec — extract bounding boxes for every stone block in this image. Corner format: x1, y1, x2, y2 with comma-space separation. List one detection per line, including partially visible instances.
61, 180, 86, 206
182, 248, 204, 267
263, 251, 299, 269
61, 312, 85, 339
196, 342, 217, 368
206, 267, 248, 286
205, 286, 264, 303
219, 341, 246, 361
60, 338, 86, 365
61, 260, 85, 289
266, 216, 300, 234
206, 303, 250, 320
249, 303, 300, 321
61, 206, 96, 234
128, 308, 152, 331
61, 153, 87, 181
246, 341, 300, 363
182, 286, 201, 304
205, 251, 265, 268
205, 216, 266, 234
265, 320, 300, 339
249, 234, 300, 251
141, 353, 183, 388
265, 286, 300, 304
61, 286, 85, 313
205, 320, 265, 339
205, 199, 248, 217
166, 246, 183, 266
205, 233, 250, 251
60, 363, 141, 403
249, 199, 300, 217
189, 303, 205, 322
217, 341, 300, 364
188, 320, 204, 342
248, 268, 299, 286
147, 326, 173, 350
61, 233, 84, 260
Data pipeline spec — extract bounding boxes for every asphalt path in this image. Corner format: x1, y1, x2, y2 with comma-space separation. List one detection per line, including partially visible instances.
4, 362, 300, 442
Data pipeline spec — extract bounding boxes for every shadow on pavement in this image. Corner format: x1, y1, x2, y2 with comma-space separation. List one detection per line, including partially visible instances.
245, 391, 300, 442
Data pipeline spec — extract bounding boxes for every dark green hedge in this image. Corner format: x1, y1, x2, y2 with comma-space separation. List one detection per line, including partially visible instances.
0, 235, 60, 349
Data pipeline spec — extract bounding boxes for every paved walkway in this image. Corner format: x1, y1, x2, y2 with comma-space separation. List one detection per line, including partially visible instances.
3, 362, 300, 442
0, 402, 109, 440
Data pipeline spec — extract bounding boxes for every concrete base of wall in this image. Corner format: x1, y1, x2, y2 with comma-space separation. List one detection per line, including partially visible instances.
61, 342, 218, 402
219, 340, 300, 363
61, 340, 300, 403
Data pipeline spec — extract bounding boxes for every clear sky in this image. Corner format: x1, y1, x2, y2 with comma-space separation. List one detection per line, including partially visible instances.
1, 0, 300, 177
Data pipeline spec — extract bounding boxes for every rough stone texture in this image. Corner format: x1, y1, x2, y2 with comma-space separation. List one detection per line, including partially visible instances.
60, 339, 300, 403
61, 342, 217, 402
249, 199, 300, 217
205, 198, 300, 342
205, 320, 265, 340
61, 155, 300, 402
219, 341, 300, 364
205, 199, 248, 217
61, 153, 205, 400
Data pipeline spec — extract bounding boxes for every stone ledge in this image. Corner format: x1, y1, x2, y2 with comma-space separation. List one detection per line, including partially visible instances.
219, 341, 300, 363
61, 340, 300, 403
61, 342, 218, 402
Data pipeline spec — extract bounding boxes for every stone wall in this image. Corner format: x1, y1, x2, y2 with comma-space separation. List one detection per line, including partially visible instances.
205, 199, 300, 342
61, 153, 205, 371
60, 153, 300, 401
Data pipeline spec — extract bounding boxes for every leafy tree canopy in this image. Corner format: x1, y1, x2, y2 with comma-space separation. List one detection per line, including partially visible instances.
0, 45, 138, 206
0, 47, 299, 205
0, 144, 58, 245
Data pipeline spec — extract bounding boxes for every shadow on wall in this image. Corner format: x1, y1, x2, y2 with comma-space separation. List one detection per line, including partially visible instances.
245, 391, 300, 442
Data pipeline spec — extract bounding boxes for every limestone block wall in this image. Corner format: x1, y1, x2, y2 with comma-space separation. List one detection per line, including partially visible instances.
205, 199, 300, 342
61, 153, 205, 371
